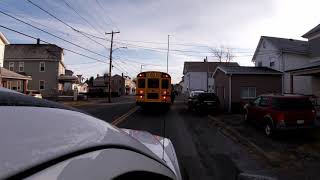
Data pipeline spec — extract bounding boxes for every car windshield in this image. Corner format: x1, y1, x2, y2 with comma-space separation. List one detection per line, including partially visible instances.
272, 98, 314, 110
2, 1, 320, 180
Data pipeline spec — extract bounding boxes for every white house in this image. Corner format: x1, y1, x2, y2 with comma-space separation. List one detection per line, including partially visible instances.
0, 32, 9, 67
252, 36, 312, 94
182, 61, 239, 94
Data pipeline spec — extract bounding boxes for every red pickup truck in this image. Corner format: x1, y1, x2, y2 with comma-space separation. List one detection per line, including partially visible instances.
243, 94, 316, 137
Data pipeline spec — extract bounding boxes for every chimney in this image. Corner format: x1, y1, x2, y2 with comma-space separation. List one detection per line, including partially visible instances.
36, 38, 40, 44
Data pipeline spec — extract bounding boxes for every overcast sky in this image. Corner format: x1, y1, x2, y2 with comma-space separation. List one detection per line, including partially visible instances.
0, 0, 319, 83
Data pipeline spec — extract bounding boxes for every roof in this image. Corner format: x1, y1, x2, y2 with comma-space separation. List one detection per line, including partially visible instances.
264, 36, 309, 53
183, 61, 239, 74
286, 60, 320, 72
215, 66, 283, 75
0, 67, 32, 80
4, 44, 63, 60
0, 32, 9, 44
302, 24, 320, 38
0, 89, 164, 179
252, 36, 309, 61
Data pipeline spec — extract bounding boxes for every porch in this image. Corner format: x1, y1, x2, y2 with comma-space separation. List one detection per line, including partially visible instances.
0, 67, 31, 93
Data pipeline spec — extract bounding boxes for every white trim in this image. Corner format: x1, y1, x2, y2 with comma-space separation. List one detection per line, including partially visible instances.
39, 80, 45, 90
213, 67, 228, 77
39, 62, 45, 72
0, 32, 9, 44
18, 62, 24, 72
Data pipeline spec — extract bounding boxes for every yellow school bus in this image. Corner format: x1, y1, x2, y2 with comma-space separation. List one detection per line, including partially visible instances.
136, 71, 172, 107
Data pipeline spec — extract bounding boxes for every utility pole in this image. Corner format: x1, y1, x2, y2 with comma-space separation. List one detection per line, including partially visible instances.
140, 65, 143, 72
166, 35, 170, 73
106, 31, 120, 103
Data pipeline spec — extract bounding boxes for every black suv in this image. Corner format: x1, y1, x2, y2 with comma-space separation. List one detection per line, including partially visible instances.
188, 92, 220, 113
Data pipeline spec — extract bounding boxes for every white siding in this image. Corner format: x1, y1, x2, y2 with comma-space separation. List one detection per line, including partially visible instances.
0, 41, 4, 67
312, 77, 320, 98
254, 39, 281, 70
282, 53, 312, 94
183, 72, 214, 94
283, 53, 311, 71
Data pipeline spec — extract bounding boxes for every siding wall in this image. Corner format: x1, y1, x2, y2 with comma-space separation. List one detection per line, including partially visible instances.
283, 53, 312, 94
231, 75, 282, 103
3, 60, 60, 97
182, 72, 214, 94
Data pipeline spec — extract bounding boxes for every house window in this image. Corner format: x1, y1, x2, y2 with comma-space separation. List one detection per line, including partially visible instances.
9, 62, 14, 71
240, 87, 256, 99
19, 62, 24, 72
257, 61, 262, 67
39, 62, 45, 72
270, 61, 275, 67
39, 80, 45, 90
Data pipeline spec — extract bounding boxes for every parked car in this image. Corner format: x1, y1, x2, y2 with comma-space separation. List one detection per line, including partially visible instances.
243, 94, 316, 137
188, 92, 220, 113
0, 88, 182, 180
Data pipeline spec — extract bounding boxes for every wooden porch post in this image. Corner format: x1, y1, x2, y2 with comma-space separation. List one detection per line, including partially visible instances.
24, 80, 28, 94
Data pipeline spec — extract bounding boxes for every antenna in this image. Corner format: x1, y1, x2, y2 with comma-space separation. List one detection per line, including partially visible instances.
162, 35, 170, 161
162, 115, 166, 162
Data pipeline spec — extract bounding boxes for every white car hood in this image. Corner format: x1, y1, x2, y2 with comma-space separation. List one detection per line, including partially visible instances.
121, 129, 182, 180
0, 106, 170, 179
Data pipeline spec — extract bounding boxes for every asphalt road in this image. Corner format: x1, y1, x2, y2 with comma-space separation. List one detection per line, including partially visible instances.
75, 96, 276, 180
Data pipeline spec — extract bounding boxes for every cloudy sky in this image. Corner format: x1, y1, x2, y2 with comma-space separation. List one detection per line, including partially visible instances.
0, 0, 319, 83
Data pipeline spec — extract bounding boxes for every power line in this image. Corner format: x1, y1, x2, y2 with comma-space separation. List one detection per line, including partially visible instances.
26, 0, 109, 49
60, 0, 104, 36
0, 9, 108, 58
95, 0, 120, 31
0, 25, 108, 64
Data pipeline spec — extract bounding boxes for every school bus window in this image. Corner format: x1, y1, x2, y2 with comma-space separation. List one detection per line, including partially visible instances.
138, 79, 145, 88
162, 79, 169, 89
148, 79, 159, 88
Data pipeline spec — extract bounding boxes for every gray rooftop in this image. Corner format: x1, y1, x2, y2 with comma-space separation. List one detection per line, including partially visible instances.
302, 24, 320, 38
0, 67, 31, 80
4, 44, 63, 60
217, 66, 283, 75
183, 61, 239, 74
262, 36, 309, 54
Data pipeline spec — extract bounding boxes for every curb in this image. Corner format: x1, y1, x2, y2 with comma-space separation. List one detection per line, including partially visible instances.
208, 115, 280, 166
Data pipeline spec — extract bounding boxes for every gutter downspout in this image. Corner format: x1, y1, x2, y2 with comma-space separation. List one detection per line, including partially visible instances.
228, 74, 232, 113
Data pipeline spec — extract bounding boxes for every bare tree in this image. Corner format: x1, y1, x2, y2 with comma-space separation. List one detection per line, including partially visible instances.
210, 46, 234, 62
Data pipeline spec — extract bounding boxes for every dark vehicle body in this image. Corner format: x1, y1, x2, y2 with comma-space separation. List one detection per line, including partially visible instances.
188, 92, 220, 113
244, 94, 316, 136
